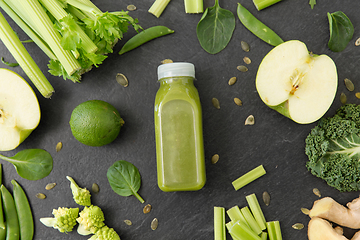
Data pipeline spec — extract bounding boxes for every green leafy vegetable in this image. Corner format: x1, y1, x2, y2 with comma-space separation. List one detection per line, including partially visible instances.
327, 11, 354, 52
196, 0, 235, 54
1, 57, 19, 67
107, 160, 145, 203
309, 0, 316, 9
0, 149, 53, 180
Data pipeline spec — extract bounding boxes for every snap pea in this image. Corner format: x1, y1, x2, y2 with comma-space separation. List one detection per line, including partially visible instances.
0, 165, 5, 240
237, 4, 283, 47
11, 180, 33, 240
119, 26, 174, 55
1, 185, 19, 240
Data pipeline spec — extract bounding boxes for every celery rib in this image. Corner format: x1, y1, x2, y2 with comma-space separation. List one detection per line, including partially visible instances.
229, 221, 262, 240
240, 206, 262, 235
246, 193, 267, 230
184, 0, 203, 13
214, 207, 226, 240
252, 0, 282, 11
266, 221, 282, 240
232, 165, 266, 190
149, 0, 171, 18
227, 206, 250, 229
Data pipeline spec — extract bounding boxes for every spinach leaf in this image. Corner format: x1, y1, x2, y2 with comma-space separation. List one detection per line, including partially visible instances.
0, 149, 53, 180
107, 160, 145, 203
196, 0, 235, 54
327, 11, 354, 52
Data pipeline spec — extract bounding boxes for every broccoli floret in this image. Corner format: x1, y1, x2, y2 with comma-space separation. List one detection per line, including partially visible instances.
77, 205, 105, 235
88, 226, 120, 240
305, 104, 360, 192
67, 176, 91, 206
40, 207, 79, 233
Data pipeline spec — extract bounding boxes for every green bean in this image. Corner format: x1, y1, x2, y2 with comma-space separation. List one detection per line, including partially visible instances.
1, 185, 19, 240
119, 26, 174, 55
11, 180, 33, 240
237, 3, 283, 47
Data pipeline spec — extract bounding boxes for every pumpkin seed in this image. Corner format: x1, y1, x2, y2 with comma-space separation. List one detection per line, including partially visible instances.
124, 219, 132, 225
237, 65, 248, 72
262, 191, 270, 206
340, 92, 347, 104
355, 37, 360, 46
151, 218, 158, 230
127, 4, 136, 11
313, 188, 321, 197
211, 154, 219, 164
116, 73, 129, 87
243, 57, 251, 65
344, 78, 355, 91
245, 115, 254, 125
241, 41, 250, 52
92, 183, 100, 194
56, 142, 62, 152
212, 98, 220, 109
234, 98, 242, 106
292, 223, 304, 230
301, 208, 310, 215
36, 193, 46, 199
356, 92, 360, 99
228, 77, 237, 86
161, 59, 173, 64
45, 183, 56, 190
143, 204, 152, 214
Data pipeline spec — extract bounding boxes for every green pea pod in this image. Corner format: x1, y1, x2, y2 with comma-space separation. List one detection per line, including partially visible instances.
119, 26, 174, 55
1, 185, 19, 240
237, 3, 283, 47
11, 180, 33, 240
0, 165, 5, 240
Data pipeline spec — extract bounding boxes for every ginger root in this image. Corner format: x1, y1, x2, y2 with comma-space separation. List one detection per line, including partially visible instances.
308, 217, 348, 240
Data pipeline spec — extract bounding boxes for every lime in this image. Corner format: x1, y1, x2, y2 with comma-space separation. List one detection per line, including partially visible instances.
69, 100, 124, 147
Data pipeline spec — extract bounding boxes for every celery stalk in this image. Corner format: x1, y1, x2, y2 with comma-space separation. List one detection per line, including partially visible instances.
260, 231, 268, 240
184, 0, 203, 13
149, 0, 171, 18
240, 206, 262, 235
232, 165, 266, 190
226, 221, 241, 240
246, 193, 266, 230
252, 0, 282, 11
0, 11, 54, 98
266, 221, 281, 240
229, 221, 262, 240
227, 206, 250, 229
214, 207, 226, 240
274, 221, 282, 240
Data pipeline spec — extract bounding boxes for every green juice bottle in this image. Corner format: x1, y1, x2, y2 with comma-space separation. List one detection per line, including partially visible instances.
154, 62, 206, 192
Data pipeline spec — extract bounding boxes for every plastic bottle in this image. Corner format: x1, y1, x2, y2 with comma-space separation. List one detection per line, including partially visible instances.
154, 62, 206, 192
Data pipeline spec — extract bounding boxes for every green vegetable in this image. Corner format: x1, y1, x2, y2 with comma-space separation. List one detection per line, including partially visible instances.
327, 11, 354, 52
107, 160, 145, 203
196, 0, 235, 54
148, 0, 171, 18
237, 4, 283, 47
246, 193, 266, 230
252, 0, 282, 11
305, 104, 360, 192
184, 0, 203, 13
1, 57, 19, 67
266, 221, 282, 240
1, 185, 20, 240
214, 206, 226, 240
40, 207, 79, 233
309, 0, 316, 9
88, 225, 120, 240
260, 231, 268, 240
227, 206, 249, 228
0, 149, 53, 181
66, 176, 91, 206
76, 205, 105, 235
0, 166, 5, 240
11, 180, 34, 240
241, 206, 262, 235
232, 165, 266, 190
119, 26, 174, 55
228, 221, 262, 240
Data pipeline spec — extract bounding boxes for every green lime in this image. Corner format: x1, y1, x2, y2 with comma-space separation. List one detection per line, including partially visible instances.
69, 100, 124, 147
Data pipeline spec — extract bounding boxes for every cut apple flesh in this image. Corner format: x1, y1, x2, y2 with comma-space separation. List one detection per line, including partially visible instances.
0, 68, 40, 151
256, 40, 337, 124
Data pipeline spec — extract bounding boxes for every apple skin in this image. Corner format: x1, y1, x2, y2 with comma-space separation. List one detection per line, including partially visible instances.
0, 68, 40, 151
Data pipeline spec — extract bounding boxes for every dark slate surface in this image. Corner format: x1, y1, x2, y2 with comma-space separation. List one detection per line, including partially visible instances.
1, 0, 360, 239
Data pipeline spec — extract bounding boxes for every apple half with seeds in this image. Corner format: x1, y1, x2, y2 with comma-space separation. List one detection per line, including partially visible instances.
256, 40, 338, 124
0, 68, 40, 151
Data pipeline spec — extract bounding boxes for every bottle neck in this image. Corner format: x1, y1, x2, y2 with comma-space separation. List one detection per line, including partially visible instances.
158, 76, 194, 86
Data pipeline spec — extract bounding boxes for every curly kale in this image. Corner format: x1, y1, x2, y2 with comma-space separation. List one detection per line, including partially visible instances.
305, 104, 360, 192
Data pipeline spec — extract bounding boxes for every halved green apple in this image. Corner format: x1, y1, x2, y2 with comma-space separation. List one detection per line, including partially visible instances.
0, 68, 40, 151
256, 40, 338, 124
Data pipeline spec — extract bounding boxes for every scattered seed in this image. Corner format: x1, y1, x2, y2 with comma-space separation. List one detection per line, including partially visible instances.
116, 73, 129, 87
340, 92, 347, 104
241, 41, 250, 52
344, 78, 355, 91
234, 98, 242, 106
243, 57, 251, 65
92, 183, 100, 194
356, 92, 360, 99
127, 4, 136, 11
262, 191, 270, 206
301, 208, 310, 215
228, 77, 237, 86
237, 65, 248, 72
45, 183, 56, 190
151, 218, 158, 230
212, 98, 220, 109
56, 142, 63, 152
211, 154, 219, 164
124, 219, 132, 225
292, 223, 304, 230
161, 59, 173, 64
36, 193, 46, 199
143, 204, 152, 214
313, 188, 321, 197
245, 115, 254, 125
355, 37, 360, 46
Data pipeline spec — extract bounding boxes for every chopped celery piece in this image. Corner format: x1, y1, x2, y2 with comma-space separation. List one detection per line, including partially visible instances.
149, 0, 171, 18
240, 206, 262, 235
214, 207, 226, 240
184, 0, 203, 13
227, 206, 250, 228
266, 221, 282, 240
226, 221, 240, 240
232, 165, 266, 190
246, 193, 266, 230
261, 231, 268, 240
252, 0, 282, 11
274, 221, 282, 240
229, 221, 262, 240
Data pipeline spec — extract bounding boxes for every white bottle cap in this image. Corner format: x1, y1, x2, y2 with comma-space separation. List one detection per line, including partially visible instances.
157, 62, 195, 80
